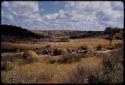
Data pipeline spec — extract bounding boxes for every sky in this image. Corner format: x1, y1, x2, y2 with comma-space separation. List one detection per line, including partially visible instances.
1, 1, 124, 31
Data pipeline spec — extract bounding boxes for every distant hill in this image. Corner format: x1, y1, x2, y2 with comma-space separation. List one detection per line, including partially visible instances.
32, 28, 123, 39
1, 24, 44, 41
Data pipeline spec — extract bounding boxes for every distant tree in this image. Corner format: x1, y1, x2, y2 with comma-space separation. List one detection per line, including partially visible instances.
104, 27, 118, 46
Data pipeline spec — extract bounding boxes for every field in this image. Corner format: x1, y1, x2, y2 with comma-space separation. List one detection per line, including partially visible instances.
1, 38, 123, 84
1, 1, 124, 84
1, 38, 122, 50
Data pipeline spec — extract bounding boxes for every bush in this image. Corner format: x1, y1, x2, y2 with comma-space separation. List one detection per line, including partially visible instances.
58, 53, 83, 64
88, 48, 123, 84
105, 43, 123, 50
87, 65, 103, 84
53, 48, 62, 56
42, 49, 50, 55
42, 45, 54, 55
46, 45, 51, 48
22, 50, 39, 63
1, 61, 14, 71
78, 45, 88, 50
48, 52, 83, 64
101, 49, 123, 83
86, 46, 96, 57
67, 64, 87, 83
96, 44, 102, 51
114, 43, 123, 49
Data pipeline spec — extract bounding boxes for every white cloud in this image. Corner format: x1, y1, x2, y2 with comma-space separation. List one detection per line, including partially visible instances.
45, 13, 59, 20
1, 1, 45, 28
1, 1, 123, 30
61, 1, 123, 30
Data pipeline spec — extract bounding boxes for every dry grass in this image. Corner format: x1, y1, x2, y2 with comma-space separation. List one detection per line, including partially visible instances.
1, 38, 123, 83
1, 42, 46, 50
22, 50, 39, 63
87, 48, 123, 84
53, 38, 122, 49
1, 55, 102, 83
1, 38, 122, 50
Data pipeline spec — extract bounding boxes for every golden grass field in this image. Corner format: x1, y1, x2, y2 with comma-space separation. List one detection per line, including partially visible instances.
1, 38, 123, 83
1, 57, 101, 83
1, 38, 123, 50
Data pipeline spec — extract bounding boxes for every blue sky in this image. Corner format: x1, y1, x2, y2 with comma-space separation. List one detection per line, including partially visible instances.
38, 1, 65, 15
1, 1, 124, 31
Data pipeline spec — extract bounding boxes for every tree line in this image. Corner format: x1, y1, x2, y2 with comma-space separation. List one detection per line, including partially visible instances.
1, 24, 44, 39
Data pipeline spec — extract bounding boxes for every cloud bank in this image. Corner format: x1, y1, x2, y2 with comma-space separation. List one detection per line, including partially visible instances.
1, 1, 124, 31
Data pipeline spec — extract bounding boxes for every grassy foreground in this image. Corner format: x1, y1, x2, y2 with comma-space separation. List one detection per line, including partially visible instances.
1, 38, 123, 83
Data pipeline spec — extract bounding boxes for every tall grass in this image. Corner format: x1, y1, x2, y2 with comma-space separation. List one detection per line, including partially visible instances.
87, 48, 123, 84
67, 64, 87, 83
48, 52, 84, 64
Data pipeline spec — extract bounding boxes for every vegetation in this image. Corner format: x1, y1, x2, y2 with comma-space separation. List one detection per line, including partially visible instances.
104, 27, 123, 46
1, 61, 14, 71
1, 24, 44, 42
22, 50, 39, 63
67, 64, 87, 83
1, 25, 123, 84
87, 48, 123, 84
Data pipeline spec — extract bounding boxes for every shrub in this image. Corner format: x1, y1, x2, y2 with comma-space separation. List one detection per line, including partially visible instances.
67, 64, 87, 83
47, 57, 59, 64
57, 53, 83, 64
96, 44, 102, 51
42, 49, 50, 55
114, 43, 123, 49
107, 45, 115, 50
22, 50, 39, 63
87, 65, 103, 84
86, 46, 96, 57
67, 48, 72, 53
42, 45, 54, 55
1, 61, 14, 71
46, 45, 51, 48
33, 48, 43, 54
1, 52, 23, 64
88, 48, 123, 84
101, 49, 123, 83
53, 48, 62, 56
105, 43, 123, 50
48, 52, 83, 64
2, 55, 15, 62
78, 45, 88, 50
114, 33, 123, 40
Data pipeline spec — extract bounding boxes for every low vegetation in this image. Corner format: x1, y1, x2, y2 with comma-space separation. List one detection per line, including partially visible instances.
1, 61, 14, 71
1, 25, 123, 84
22, 50, 39, 63
87, 48, 123, 84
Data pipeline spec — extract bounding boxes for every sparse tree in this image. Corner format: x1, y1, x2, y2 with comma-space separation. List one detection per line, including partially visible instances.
104, 27, 117, 46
